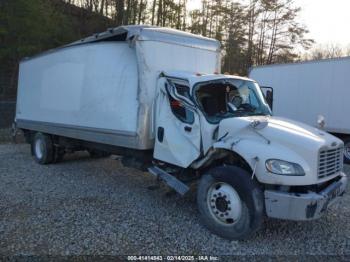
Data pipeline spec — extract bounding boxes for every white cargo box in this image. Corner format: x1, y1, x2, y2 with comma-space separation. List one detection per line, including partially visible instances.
249, 57, 350, 135
16, 26, 221, 149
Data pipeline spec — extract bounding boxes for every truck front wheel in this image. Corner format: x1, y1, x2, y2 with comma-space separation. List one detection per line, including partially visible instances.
197, 166, 264, 240
31, 132, 54, 164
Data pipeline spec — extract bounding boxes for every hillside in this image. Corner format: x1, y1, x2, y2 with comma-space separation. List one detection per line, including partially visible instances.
0, 0, 113, 100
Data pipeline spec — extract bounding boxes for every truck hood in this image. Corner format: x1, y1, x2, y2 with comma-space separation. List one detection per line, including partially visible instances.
218, 115, 342, 151
216, 115, 344, 186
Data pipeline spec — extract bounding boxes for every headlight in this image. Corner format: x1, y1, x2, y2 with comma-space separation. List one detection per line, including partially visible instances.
265, 159, 305, 176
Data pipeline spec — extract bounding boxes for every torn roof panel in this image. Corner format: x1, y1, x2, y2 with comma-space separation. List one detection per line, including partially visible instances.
66, 25, 220, 51
22, 25, 220, 62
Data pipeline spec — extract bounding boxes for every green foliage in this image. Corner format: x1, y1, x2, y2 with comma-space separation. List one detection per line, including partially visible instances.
0, 0, 75, 62
0, 0, 315, 99
0, 0, 313, 72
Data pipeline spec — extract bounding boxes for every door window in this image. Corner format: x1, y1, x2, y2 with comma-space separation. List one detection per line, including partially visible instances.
174, 83, 191, 99
168, 95, 194, 124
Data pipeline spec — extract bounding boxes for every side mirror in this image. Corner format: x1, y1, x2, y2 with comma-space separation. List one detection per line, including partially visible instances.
266, 90, 273, 110
317, 115, 326, 129
261, 86, 273, 111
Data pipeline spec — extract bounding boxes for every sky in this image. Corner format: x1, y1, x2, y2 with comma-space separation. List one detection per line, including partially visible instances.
187, 0, 350, 47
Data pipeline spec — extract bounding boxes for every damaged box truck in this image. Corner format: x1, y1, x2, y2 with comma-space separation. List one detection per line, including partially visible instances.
15, 26, 347, 240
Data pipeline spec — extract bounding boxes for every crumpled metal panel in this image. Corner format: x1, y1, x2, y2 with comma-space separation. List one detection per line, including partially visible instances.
67, 25, 220, 52
264, 173, 348, 220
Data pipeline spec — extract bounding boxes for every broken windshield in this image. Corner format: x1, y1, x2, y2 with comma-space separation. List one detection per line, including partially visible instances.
193, 78, 272, 123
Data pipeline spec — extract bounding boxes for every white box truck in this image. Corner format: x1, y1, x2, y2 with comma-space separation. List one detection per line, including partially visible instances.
249, 57, 350, 163
14, 26, 347, 240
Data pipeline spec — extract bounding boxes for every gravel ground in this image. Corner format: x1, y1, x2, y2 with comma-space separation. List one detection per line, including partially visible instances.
0, 144, 349, 256
0, 128, 24, 143
0, 128, 12, 143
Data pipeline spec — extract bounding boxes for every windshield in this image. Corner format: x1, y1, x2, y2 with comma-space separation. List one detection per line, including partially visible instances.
194, 78, 272, 123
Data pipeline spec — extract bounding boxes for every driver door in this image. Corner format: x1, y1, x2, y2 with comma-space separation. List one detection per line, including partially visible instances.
153, 78, 201, 168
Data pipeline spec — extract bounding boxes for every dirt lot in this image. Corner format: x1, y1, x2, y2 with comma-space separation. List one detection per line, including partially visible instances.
0, 143, 349, 256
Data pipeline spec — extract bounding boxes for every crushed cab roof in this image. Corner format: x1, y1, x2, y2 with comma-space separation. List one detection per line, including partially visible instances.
163, 71, 255, 87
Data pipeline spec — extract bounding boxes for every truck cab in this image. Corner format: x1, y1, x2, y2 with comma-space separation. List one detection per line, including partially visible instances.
151, 71, 347, 239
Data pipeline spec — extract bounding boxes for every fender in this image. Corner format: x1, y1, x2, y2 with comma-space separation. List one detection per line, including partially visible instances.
213, 137, 259, 170
213, 136, 312, 185
213, 137, 257, 173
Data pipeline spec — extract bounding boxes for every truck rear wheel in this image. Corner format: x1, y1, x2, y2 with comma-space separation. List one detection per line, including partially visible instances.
197, 166, 264, 240
343, 137, 350, 164
31, 132, 54, 164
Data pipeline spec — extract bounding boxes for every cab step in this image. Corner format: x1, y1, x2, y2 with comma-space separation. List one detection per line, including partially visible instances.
148, 166, 190, 196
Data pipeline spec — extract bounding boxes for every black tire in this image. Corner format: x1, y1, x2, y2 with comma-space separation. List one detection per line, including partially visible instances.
197, 165, 264, 240
31, 132, 54, 164
343, 137, 350, 164
88, 149, 111, 158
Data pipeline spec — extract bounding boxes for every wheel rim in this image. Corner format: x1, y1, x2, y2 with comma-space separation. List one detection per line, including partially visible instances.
35, 139, 44, 159
344, 142, 350, 160
207, 182, 242, 225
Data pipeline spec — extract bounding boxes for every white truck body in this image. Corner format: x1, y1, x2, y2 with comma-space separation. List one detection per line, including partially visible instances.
249, 57, 350, 135
16, 26, 220, 150
15, 26, 347, 240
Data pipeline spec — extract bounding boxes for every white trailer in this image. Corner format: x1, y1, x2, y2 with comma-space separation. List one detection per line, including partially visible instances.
249, 57, 350, 163
15, 26, 347, 240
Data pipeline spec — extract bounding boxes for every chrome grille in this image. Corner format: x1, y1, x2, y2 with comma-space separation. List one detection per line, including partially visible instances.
318, 146, 343, 178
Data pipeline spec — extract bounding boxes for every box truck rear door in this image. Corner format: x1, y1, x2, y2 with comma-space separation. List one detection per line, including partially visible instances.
153, 79, 201, 168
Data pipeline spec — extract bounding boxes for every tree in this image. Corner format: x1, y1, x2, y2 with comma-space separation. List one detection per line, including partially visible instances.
222, 2, 247, 75
346, 45, 350, 56
244, 0, 313, 68
1, 0, 316, 88
115, 0, 125, 25
303, 44, 348, 60
0, 0, 76, 98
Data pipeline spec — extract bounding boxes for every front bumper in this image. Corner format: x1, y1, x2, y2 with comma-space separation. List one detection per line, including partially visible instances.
264, 172, 348, 220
